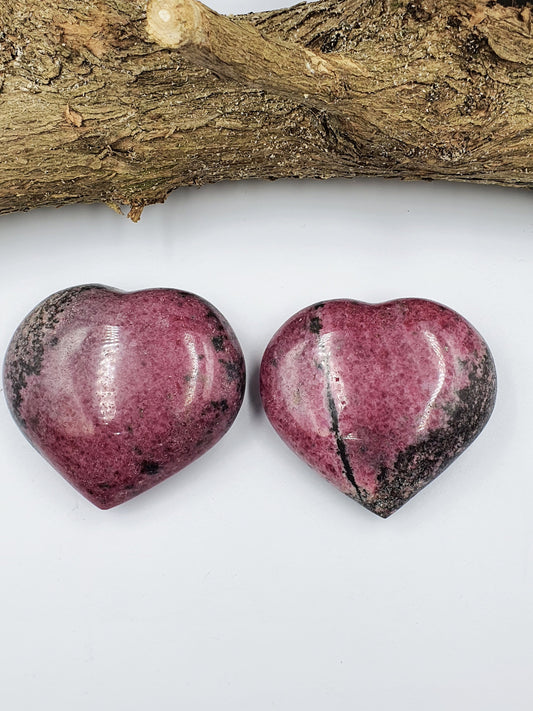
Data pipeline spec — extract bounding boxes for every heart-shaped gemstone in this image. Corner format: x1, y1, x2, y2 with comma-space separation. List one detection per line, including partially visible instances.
260, 298, 496, 517
3, 285, 246, 509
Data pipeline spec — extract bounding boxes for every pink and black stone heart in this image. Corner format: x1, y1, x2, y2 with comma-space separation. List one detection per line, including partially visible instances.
3, 285, 245, 509
260, 298, 496, 518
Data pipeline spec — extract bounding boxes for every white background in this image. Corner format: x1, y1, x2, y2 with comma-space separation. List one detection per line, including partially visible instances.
1, 3, 533, 709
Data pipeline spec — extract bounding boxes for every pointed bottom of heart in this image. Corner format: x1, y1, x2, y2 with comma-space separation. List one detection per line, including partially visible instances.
343, 352, 495, 518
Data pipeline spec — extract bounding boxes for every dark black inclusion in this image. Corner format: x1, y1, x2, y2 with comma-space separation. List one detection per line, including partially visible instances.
219, 359, 242, 382
211, 399, 229, 413
309, 316, 323, 334
4, 285, 102, 426
212, 335, 225, 352
140, 460, 160, 476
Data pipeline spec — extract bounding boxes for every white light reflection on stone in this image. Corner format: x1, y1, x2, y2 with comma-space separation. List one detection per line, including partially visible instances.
318, 331, 348, 413
281, 340, 327, 436
96, 325, 121, 424
417, 330, 446, 434
202, 338, 214, 398
49, 326, 94, 436
184, 332, 200, 407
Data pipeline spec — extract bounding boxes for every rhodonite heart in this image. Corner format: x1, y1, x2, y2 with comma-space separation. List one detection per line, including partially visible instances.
260, 298, 496, 518
3, 285, 245, 509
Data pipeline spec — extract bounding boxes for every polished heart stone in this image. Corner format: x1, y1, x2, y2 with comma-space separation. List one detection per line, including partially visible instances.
260, 298, 496, 518
3, 285, 245, 509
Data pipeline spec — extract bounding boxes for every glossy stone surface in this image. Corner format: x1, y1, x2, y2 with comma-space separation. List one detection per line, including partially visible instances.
260, 298, 496, 518
3, 285, 245, 509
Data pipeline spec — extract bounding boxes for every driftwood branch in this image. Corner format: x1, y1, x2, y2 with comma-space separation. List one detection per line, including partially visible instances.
0, 0, 532, 219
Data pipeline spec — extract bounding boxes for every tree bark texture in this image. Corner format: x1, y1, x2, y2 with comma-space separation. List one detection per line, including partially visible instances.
0, 0, 532, 219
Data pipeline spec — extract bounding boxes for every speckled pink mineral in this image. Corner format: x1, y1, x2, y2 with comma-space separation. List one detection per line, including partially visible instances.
260, 298, 496, 517
3, 285, 246, 508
